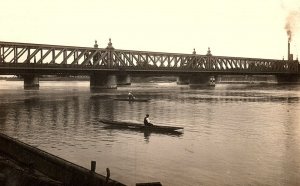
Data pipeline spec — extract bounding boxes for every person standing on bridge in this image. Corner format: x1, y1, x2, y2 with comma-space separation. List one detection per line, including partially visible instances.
144, 114, 154, 126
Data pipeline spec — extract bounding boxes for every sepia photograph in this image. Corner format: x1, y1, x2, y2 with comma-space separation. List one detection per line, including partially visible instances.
0, 0, 300, 185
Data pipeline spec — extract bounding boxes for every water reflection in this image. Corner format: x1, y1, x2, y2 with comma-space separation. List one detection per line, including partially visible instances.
0, 82, 299, 186
282, 107, 300, 185
185, 95, 300, 102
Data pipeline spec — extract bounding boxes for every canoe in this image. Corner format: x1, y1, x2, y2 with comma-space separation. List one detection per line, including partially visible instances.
100, 119, 183, 134
113, 98, 150, 102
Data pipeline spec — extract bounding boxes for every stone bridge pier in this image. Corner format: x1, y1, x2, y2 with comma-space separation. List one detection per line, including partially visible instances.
90, 73, 117, 89
177, 74, 216, 87
189, 74, 216, 87
176, 75, 190, 85
276, 74, 300, 84
22, 75, 39, 89
117, 74, 131, 86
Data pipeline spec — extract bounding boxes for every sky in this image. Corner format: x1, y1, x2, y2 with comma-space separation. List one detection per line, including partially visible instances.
1, 0, 300, 60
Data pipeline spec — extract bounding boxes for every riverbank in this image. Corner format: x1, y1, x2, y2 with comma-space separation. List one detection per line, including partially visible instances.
0, 152, 62, 186
0, 133, 125, 186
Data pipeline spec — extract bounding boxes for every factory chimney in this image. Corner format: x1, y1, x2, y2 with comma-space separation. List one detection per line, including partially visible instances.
288, 41, 294, 61
288, 40, 290, 60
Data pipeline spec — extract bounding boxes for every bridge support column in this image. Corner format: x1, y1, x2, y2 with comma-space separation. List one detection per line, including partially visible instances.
276, 74, 300, 84
176, 75, 190, 85
117, 74, 131, 86
90, 73, 117, 89
189, 74, 215, 87
23, 75, 39, 89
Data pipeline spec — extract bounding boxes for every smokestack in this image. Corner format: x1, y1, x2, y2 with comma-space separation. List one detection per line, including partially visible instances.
288, 40, 290, 60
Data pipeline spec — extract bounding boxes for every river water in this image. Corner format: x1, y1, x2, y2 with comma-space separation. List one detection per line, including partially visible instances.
0, 80, 300, 186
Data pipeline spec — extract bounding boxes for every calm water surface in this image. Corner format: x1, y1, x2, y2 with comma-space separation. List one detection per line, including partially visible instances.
0, 80, 300, 186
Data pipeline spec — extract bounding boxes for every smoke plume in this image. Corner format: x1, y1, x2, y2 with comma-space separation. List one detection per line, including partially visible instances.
285, 9, 300, 42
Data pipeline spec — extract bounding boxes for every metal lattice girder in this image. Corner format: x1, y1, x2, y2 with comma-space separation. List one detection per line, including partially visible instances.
0, 41, 298, 75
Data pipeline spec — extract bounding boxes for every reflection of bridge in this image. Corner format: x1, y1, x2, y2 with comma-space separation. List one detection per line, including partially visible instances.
0, 40, 299, 89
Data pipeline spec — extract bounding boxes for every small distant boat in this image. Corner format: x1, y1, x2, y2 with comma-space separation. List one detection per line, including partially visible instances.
113, 98, 150, 102
100, 119, 183, 134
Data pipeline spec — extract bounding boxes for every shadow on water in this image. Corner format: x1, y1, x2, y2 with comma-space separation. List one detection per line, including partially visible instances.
23, 97, 40, 105
102, 125, 183, 141
90, 89, 118, 94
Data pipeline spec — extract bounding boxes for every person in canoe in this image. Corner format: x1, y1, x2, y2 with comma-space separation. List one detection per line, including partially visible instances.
128, 91, 135, 100
144, 114, 154, 126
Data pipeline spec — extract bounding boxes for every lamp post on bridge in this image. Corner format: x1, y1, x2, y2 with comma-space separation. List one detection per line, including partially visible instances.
94, 40, 98, 48
92, 40, 99, 65
106, 38, 114, 68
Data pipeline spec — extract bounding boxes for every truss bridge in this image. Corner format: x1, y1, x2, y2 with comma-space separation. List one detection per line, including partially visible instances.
0, 40, 299, 89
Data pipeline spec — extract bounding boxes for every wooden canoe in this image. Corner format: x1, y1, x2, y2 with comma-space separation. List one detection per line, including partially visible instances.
100, 119, 183, 133
113, 98, 150, 102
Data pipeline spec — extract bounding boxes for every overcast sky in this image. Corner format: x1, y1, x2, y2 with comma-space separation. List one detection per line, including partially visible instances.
1, 0, 300, 59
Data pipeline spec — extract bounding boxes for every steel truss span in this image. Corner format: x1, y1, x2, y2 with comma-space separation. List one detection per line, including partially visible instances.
0, 41, 298, 75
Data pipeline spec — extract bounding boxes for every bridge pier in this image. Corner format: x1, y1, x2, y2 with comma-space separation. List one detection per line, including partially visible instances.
189, 74, 215, 87
23, 75, 39, 89
176, 75, 190, 85
117, 74, 131, 86
276, 74, 300, 84
90, 73, 117, 89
